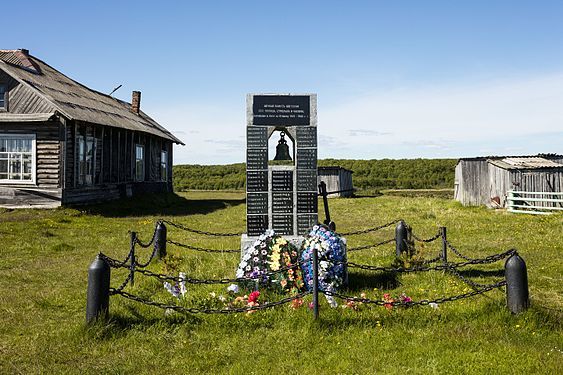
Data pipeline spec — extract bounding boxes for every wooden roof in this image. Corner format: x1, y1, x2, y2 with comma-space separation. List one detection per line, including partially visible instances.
0, 49, 183, 144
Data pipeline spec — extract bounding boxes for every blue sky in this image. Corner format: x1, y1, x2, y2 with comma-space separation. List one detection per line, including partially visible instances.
5, 1, 563, 164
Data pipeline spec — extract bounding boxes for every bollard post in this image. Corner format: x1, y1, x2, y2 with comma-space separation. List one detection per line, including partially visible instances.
395, 220, 408, 257
86, 254, 111, 323
130, 231, 136, 286
505, 252, 529, 314
155, 221, 167, 260
312, 243, 319, 320
441, 227, 448, 264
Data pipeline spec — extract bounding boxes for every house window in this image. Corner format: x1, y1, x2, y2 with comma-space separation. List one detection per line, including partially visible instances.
0, 134, 35, 183
0, 85, 6, 110
160, 150, 168, 181
135, 145, 145, 181
77, 136, 95, 186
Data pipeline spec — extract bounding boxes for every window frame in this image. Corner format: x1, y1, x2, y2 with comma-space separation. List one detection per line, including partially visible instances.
0, 133, 36, 184
135, 144, 145, 182
0, 84, 7, 111
76, 135, 96, 186
160, 150, 168, 181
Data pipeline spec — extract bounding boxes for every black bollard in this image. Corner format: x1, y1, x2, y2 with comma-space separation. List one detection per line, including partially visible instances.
312, 244, 319, 320
395, 220, 408, 257
155, 221, 167, 260
505, 253, 529, 314
440, 227, 448, 264
86, 254, 111, 323
130, 232, 136, 286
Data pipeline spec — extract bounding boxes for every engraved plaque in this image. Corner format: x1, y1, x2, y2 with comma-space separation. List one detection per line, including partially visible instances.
272, 215, 293, 235
247, 127, 268, 148
247, 170, 268, 192
296, 127, 317, 147
247, 215, 268, 236
252, 95, 310, 126
296, 148, 317, 170
272, 191, 293, 214
271, 170, 293, 191
297, 192, 318, 213
297, 169, 317, 191
247, 149, 268, 170
298, 214, 318, 235
247, 192, 268, 214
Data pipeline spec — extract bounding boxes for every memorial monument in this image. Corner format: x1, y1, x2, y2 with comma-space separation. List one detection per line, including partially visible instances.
242, 93, 318, 253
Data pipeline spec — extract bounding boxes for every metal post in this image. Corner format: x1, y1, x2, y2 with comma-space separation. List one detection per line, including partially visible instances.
86, 254, 111, 323
505, 253, 529, 314
312, 244, 319, 320
395, 220, 408, 257
319, 181, 331, 225
130, 232, 136, 287
155, 221, 167, 260
441, 226, 447, 264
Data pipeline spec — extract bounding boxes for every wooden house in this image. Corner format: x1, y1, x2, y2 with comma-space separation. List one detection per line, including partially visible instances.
318, 166, 354, 197
0, 49, 183, 207
454, 154, 563, 207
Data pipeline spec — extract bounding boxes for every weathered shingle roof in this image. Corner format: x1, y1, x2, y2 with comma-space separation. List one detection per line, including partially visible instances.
488, 157, 563, 170
0, 49, 183, 144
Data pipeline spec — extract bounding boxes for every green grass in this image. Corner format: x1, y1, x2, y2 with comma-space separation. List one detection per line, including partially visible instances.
1, 192, 562, 374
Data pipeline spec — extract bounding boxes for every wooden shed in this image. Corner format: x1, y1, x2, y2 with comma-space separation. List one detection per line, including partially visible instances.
318, 166, 354, 197
454, 154, 563, 207
0, 49, 183, 207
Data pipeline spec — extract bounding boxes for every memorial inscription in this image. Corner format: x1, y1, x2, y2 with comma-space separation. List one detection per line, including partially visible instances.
247, 215, 268, 236
252, 95, 310, 126
247, 127, 268, 148
296, 148, 317, 170
246, 170, 268, 192
271, 170, 293, 191
247, 192, 268, 214
297, 169, 317, 191
296, 127, 317, 147
247, 149, 268, 170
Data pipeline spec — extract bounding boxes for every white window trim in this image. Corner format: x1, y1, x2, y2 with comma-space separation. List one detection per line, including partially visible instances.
135, 144, 145, 182
0, 133, 36, 184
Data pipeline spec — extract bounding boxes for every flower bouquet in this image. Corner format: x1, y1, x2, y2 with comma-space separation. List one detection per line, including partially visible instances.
236, 230, 304, 294
300, 225, 347, 307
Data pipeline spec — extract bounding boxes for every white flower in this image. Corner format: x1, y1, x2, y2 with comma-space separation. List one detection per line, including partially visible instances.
252, 249, 259, 256
218, 295, 226, 302
243, 253, 251, 261
240, 261, 248, 268
227, 284, 239, 293
261, 249, 268, 255
253, 257, 259, 262
429, 302, 439, 309
164, 282, 179, 298
210, 292, 216, 298
326, 295, 338, 308
236, 269, 244, 278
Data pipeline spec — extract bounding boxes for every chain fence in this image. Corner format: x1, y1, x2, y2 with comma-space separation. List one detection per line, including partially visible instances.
161, 219, 244, 237
338, 219, 401, 236
412, 231, 442, 243
166, 239, 239, 254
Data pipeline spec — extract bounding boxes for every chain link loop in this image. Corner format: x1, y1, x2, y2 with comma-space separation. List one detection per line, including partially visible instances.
339, 219, 401, 236
161, 219, 244, 237
167, 239, 239, 253
412, 231, 442, 243
347, 238, 395, 252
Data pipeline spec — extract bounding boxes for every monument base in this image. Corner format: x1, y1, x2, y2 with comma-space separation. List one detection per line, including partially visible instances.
240, 234, 305, 260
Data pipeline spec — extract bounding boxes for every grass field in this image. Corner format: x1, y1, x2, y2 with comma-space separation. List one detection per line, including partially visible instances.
0, 191, 561, 374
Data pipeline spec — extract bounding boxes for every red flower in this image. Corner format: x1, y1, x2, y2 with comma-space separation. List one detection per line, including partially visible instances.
248, 291, 260, 303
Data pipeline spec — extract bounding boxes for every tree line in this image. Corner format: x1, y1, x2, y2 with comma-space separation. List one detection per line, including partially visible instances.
172, 158, 456, 191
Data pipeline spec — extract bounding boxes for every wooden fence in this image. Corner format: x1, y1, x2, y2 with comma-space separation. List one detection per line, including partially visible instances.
507, 190, 563, 215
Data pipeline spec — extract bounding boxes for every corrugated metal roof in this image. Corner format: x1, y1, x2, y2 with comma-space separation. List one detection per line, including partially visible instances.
456, 153, 563, 165
488, 157, 563, 170
0, 50, 183, 144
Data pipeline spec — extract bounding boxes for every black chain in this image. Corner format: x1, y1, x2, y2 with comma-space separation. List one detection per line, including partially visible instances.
110, 289, 311, 314
347, 238, 395, 252
412, 231, 442, 243
328, 248, 515, 273
110, 272, 133, 294
446, 266, 506, 290
162, 220, 244, 237
339, 219, 401, 236
135, 224, 159, 248
421, 254, 443, 265
445, 240, 513, 262
321, 280, 506, 307
135, 244, 159, 268
167, 239, 239, 253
